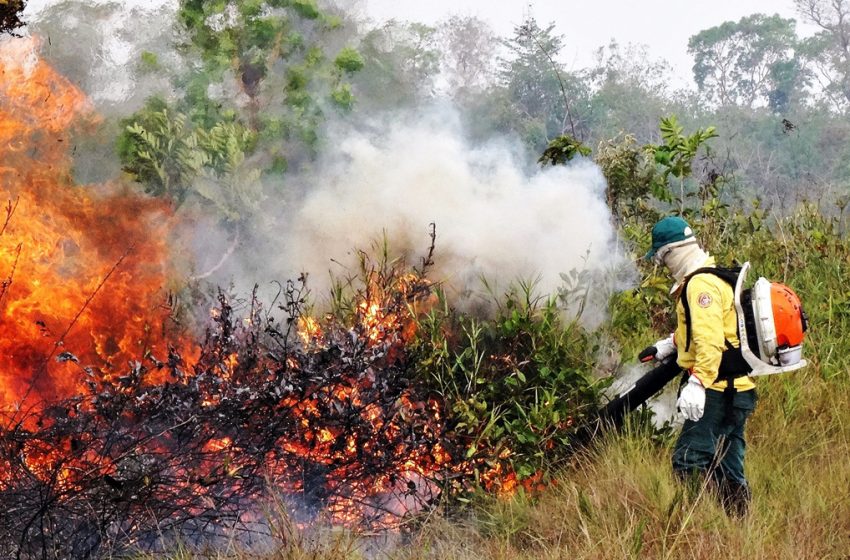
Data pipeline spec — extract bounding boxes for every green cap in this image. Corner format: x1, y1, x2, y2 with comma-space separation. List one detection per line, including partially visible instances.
645, 216, 694, 259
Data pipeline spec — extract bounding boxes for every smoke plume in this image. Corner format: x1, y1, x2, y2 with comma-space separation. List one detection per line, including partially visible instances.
193, 110, 634, 325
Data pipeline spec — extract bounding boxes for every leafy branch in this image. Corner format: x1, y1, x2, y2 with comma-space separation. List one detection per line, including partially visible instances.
644, 115, 718, 211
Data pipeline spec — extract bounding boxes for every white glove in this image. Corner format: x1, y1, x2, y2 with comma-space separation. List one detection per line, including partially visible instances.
638, 334, 676, 363
677, 375, 706, 421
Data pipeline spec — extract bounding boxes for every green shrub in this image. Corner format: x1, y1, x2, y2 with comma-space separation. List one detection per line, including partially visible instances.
413, 280, 608, 495
334, 47, 365, 73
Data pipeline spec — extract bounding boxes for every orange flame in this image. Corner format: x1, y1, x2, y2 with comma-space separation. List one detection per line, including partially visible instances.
295, 271, 431, 352
297, 315, 322, 346
0, 38, 190, 411
204, 436, 233, 453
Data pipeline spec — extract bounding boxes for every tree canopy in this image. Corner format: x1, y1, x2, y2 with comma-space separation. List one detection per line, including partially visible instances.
21, 1, 846, 225
795, 0, 850, 111
688, 14, 802, 110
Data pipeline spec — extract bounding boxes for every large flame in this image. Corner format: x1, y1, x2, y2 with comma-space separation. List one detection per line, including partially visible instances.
0, 37, 184, 411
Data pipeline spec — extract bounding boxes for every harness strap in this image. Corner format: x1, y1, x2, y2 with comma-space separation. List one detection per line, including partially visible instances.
680, 269, 751, 425
682, 267, 741, 353
681, 268, 751, 376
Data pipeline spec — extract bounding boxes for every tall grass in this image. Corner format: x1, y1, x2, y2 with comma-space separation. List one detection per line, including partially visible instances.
142, 377, 849, 559
396, 377, 849, 560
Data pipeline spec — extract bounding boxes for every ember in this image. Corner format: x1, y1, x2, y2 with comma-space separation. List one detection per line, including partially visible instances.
0, 38, 456, 558
0, 268, 453, 558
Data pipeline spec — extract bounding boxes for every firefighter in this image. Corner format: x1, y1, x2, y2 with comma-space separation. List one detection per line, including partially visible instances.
641, 216, 756, 516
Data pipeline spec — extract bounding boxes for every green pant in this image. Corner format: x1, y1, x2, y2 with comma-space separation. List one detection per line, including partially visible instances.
672, 388, 757, 486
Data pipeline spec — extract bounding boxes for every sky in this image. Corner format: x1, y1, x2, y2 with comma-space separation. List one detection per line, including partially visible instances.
360, 0, 816, 86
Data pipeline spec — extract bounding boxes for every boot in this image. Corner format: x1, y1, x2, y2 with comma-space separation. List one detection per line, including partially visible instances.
718, 479, 751, 517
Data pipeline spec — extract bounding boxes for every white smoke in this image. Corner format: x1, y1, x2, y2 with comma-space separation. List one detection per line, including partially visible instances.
25, 0, 179, 113
20, 3, 636, 326
607, 363, 683, 428
192, 110, 635, 326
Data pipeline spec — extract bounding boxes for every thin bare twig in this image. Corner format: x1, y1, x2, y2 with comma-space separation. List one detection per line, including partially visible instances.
0, 197, 20, 238
0, 242, 21, 308
523, 25, 578, 139
12, 246, 136, 422
47, 245, 136, 366
416, 223, 437, 275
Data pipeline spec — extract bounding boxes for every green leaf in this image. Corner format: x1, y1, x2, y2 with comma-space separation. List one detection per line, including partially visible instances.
330, 84, 355, 110
334, 47, 365, 73
291, 0, 320, 19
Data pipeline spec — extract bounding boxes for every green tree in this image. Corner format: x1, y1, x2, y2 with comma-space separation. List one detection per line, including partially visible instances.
588, 41, 677, 142
481, 16, 592, 153
117, 99, 261, 217
644, 115, 718, 212
177, 0, 360, 130
594, 134, 658, 223
119, 0, 363, 210
437, 15, 498, 99
795, 0, 850, 112
350, 20, 440, 110
688, 14, 803, 110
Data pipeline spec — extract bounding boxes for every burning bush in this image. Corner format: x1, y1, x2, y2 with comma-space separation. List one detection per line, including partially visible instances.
0, 38, 452, 557
0, 249, 448, 557
0, 225, 608, 559
0, 35, 608, 559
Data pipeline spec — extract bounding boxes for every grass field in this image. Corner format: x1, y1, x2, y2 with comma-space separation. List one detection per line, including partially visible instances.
397, 370, 850, 560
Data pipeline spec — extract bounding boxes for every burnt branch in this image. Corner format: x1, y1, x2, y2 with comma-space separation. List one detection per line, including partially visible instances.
416, 223, 437, 276
0, 242, 21, 308
0, 1, 26, 37
0, 197, 20, 238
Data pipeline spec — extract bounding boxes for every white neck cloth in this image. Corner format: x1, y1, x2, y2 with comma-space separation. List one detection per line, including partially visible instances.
662, 241, 709, 294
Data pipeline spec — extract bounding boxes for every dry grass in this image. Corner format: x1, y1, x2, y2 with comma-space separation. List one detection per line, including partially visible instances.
396, 369, 850, 560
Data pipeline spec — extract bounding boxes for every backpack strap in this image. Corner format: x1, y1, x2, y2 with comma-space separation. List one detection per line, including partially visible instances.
680, 266, 752, 427
680, 266, 751, 380
681, 267, 739, 352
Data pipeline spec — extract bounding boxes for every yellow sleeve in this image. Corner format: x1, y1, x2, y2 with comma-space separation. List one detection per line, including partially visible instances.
684, 275, 726, 387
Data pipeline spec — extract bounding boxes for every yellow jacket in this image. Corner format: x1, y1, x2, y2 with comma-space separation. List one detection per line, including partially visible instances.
674, 258, 756, 392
